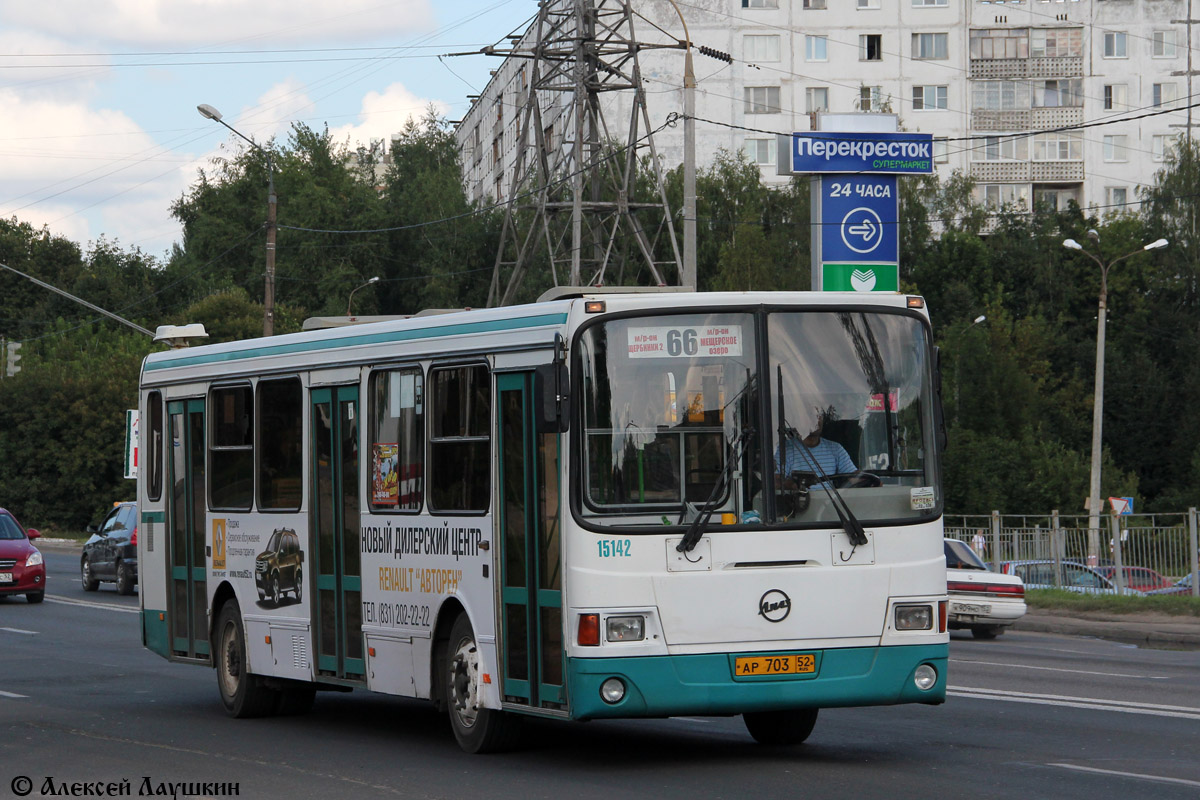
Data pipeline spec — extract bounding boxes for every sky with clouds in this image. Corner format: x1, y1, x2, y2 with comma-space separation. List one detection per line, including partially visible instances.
0, 0, 532, 258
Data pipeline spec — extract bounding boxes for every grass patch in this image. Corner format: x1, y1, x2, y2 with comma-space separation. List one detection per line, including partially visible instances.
1027, 589, 1200, 617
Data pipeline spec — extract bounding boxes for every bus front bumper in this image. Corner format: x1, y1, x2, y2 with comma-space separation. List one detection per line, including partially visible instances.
567, 643, 947, 720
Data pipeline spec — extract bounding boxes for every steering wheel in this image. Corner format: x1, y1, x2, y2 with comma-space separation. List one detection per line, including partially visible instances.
830, 471, 882, 489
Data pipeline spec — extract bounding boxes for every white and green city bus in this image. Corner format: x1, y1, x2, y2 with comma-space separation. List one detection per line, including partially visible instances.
136, 289, 949, 753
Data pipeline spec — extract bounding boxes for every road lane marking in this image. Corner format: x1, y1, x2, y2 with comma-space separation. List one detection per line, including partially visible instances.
1047, 763, 1200, 789
0, 627, 38, 635
0, 690, 28, 698
951, 658, 1169, 680
949, 686, 1200, 720
44, 595, 139, 614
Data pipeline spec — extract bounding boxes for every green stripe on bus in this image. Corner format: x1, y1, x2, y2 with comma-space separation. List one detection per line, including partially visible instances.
144, 313, 569, 371
141, 511, 164, 524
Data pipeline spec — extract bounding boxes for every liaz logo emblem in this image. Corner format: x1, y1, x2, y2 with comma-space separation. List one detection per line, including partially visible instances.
758, 589, 791, 622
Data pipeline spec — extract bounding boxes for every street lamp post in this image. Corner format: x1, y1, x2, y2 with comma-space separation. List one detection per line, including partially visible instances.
347, 276, 380, 319
662, 0, 696, 290
1062, 232, 1168, 563
197, 103, 278, 337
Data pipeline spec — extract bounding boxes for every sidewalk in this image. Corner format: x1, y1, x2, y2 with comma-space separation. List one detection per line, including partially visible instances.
1014, 607, 1200, 648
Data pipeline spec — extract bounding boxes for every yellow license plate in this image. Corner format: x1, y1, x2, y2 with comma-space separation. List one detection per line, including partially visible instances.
734, 654, 816, 677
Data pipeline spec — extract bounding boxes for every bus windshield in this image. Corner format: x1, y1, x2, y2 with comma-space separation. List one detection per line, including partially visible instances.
577, 309, 939, 529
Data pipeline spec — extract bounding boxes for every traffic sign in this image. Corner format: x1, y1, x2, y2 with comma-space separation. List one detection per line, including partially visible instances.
1109, 497, 1134, 515
819, 175, 898, 265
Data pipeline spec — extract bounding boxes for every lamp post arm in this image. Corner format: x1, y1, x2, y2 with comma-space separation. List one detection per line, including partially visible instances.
0, 262, 155, 337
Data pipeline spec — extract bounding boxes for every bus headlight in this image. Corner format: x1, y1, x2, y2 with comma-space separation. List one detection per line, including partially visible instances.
914, 664, 938, 691
600, 678, 626, 704
894, 604, 933, 631
605, 615, 645, 642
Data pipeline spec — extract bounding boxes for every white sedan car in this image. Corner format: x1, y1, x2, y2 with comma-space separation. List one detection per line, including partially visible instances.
945, 538, 1026, 639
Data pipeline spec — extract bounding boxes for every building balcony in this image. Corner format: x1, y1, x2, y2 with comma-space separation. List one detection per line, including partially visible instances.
972, 109, 1031, 131
1030, 160, 1084, 181
970, 161, 1032, 183
1031, 106, 1083, 130
969, 56, 1083, 80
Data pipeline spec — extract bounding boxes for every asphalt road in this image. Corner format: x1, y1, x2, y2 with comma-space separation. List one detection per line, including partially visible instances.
1, 547, 1197, 799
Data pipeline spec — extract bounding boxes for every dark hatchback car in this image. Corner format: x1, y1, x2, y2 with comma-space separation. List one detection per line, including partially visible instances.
82, 501, 138, 595
256, 527, 304, 605
0, 507, 45, 603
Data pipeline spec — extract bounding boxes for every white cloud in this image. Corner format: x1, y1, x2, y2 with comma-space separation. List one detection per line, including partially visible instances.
328, 83, 447, 151
0, 1, 436, 46
0, 89, 190, 254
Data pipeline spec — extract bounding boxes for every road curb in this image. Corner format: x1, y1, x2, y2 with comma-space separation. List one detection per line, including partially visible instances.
1014, 611, 1200, 648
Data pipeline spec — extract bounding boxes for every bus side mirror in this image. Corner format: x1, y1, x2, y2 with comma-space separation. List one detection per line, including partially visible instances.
932, 346, 947, 452
535, 362, 570, 433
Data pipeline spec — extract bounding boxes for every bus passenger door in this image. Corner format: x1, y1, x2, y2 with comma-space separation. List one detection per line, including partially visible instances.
497, 372, 564, 710
310, 386, 365, 681
167, 399, 209, 661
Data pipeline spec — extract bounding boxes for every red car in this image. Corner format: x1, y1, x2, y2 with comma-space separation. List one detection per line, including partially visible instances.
1094, 566, 1174, 592
0, 507, 45, 603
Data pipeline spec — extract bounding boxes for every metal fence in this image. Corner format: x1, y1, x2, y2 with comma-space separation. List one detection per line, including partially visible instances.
944, 508, 1200, 596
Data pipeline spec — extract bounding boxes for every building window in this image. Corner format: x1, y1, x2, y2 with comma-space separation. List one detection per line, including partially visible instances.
805, 35, 828, 61
913, 0, 948, 6
369, 368, 425, 512
744, 35, 781, 63
913, 32, 949, 60
1033, 79, 1082, 108
744, 86, 781, 114
860, 34, 883, 61
1103, 84, 1127, 111
1106, 186, 1128, 208
742, 0, 778, 7
1153, 83, 1178, 107
975, 135, 1028, 162
428, 364, 491, 513
972, 80, 1030, 111
1030, 28, 1082, 58
1032, 132, 1081, 161
857, 0, 880, 8
802, 0, 826, 7
912, 85, 948, 111
806, 86, 829, 113
1153, 30, 1177, 58
933, 138, 949, 163
744, 137, 777, 166
858, 86, 884, 112
1152, 134, 1171, 162
1103, 135, 1128, 162
979, 184, 1029, 210
1103, 32, 1127, 58
1034, 188, 1077, 212
970, 28, 1028, 60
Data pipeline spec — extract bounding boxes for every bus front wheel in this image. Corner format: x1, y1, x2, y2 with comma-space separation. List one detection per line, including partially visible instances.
444, 614, 521, 753
743, 708, 819, 746
215, 601, 278, 718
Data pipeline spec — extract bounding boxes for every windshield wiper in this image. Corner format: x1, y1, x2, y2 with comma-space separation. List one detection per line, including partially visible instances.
676, 426, 753, 553
775, 365, 867, 547
778, 425, 868, 547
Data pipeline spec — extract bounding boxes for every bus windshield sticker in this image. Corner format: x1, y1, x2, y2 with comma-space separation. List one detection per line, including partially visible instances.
627, 325, 743, 359
910, 487, 935, 511
373, 443, 400, 506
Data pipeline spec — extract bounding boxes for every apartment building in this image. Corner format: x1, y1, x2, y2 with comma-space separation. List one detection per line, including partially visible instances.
455, 0, 1191, 215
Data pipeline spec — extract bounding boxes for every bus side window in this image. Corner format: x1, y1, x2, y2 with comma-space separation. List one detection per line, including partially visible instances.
147, 391, 163, 502
210, 385, 254, 511
428, 365, 490, 513
258, 378, 303, 511
369, 367, 425, 512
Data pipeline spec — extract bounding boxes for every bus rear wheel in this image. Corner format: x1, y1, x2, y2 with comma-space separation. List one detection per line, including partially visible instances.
743, 708, 819, 746
444, 614, 521, 753
215, 601, 278, 718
